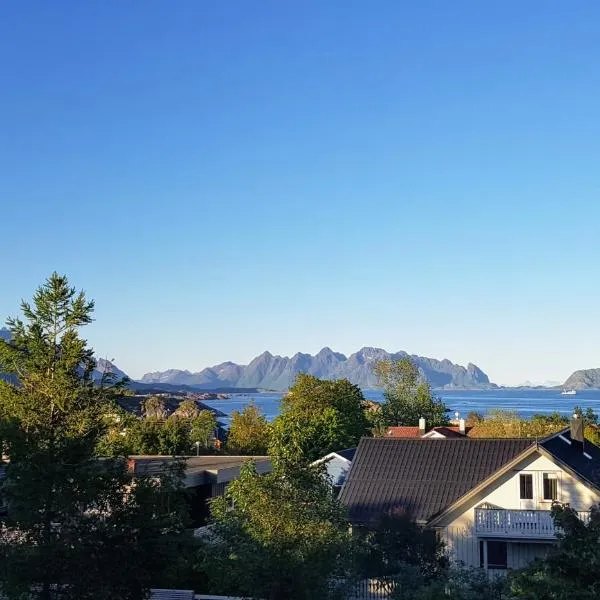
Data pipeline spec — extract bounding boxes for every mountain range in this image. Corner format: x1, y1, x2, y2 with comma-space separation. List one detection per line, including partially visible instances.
4, 324, 600, 391
139, 347, 493, 391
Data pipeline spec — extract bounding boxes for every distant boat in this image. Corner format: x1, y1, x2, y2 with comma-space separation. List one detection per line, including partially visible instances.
561, 389, 577, 396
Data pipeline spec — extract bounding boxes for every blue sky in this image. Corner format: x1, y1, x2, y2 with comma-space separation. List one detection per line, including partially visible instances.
1, 1, 599, 385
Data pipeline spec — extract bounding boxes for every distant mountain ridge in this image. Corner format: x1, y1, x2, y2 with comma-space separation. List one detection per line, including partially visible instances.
140, 347, 493, 391
0, 328, 127, 384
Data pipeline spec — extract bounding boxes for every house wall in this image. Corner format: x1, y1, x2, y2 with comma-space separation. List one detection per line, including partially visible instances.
442, 527, 552, 570
324, 456, 352, 488
438, 451, 600, 569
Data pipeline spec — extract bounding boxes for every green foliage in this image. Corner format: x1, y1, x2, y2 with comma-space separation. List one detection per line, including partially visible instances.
400, 566, 507, 600
469, 410, 569, 439
188, 409, 217, 450
374, 358, 448, 427
269, 374, 370, 464
226, 401, 270, 454
509, 504, 600, 600
355, 512, 449, 581
141, 395, 168, 419
0, 273, 188, 600
198, 460, 351, 600
99, 397, 217, 456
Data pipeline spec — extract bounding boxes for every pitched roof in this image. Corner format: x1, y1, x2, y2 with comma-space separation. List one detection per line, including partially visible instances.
339, 437, 533, 523
386, 425, 471, 439
150, 590, 195, 600
541, 430, 600, 489
430, 426, 469, 438
336, 448, 357, 461
129, 455, 271, 487
385, 426, 422, 438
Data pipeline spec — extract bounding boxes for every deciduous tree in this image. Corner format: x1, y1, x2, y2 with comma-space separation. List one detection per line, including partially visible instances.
509, 504, 600, 599
374, 359, 448, 428
142, 395, 168, 420
226, 402, 270, 454
269, 374, 370, 464
199, 460, 351, 600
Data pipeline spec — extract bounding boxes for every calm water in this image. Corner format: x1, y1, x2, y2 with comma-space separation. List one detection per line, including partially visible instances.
204, 389, 600, 425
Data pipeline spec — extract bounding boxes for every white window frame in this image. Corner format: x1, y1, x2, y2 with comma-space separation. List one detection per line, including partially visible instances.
540, 472, 560, 503
518, 472, 534, 501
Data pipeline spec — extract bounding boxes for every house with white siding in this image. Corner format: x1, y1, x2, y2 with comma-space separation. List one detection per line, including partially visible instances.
340, 415, 600, 575
312, 448, 356, 494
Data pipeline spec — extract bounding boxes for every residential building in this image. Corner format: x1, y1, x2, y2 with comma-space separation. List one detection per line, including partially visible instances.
312, 448, 356, 494
385, 417, 471, 438
129, 455, 271, 526
340, 416, 600, 576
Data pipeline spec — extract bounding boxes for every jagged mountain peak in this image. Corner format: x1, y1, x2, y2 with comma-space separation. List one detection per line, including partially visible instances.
139, 347, 493, 391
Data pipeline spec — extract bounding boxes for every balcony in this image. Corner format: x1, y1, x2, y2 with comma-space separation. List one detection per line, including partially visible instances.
474, 508, 590, 539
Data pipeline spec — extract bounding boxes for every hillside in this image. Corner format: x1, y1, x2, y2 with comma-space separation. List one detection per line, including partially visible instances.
140, 346, 493, 391
562, 368, 600, 390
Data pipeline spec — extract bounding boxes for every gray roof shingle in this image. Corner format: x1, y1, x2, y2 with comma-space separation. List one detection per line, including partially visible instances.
339, 437, 533, 523
336, 448, 356, 461
542, 430, 600, 488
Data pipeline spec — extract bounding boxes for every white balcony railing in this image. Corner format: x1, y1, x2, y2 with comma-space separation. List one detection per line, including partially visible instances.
474, 508, 590, 539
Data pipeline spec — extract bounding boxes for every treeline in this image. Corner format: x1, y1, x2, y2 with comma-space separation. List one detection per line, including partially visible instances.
99, 397, 218, 456
466, 408, 600, 442
1, 274, 597, 600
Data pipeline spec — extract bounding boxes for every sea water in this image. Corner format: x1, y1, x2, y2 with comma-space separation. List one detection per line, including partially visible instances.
203, 388, 600, 424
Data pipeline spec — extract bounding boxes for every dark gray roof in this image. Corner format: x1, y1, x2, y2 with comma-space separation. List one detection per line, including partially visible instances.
150, 589, 194, 600
130, 455, 271, 487
340, 437, 533, 523
542, 430, 600, 489
336, 448, 356, 461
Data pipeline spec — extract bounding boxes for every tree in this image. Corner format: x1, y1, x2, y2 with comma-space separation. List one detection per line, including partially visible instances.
468, 410, 568, 439
269, 374, 370, 464
173, 399, 200, 419
509, 504, 600, 599
374, 359, 448, 427
355, 512, 448, 581
198, 460, 351, 600
226, 401, 270, 454
0, 273, 187, 600
142, 395, 168, 420
188, 410, 217, 451
400, 567, 508, 600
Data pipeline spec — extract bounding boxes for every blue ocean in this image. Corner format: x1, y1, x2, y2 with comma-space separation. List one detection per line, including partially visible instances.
204, 389, 600, 424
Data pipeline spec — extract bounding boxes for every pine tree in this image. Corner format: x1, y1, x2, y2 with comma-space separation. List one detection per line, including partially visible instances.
0, 273, 187, 600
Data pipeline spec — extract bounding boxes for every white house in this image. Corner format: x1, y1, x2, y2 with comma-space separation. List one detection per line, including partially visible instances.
312, 448, 356, 493
340, 415, 600, 575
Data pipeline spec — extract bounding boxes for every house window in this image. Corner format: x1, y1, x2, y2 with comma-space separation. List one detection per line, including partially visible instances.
480, 541, 508, 569
519, 474, 533, 499
543, 473, 558, 501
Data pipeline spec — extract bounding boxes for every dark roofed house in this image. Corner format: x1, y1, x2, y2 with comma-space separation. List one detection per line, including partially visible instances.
341, 438, 532, 524
340, 415, 600, 575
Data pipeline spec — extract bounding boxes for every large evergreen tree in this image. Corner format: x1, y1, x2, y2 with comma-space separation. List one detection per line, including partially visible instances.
0, 273, 187, 600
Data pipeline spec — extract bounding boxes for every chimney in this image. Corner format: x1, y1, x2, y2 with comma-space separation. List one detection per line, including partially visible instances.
570, 413, 585, 453
419, 417, 426, 435
459, 418, 466, 434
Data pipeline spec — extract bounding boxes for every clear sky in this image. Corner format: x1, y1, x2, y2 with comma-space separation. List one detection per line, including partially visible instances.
1, 1, 600, 386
